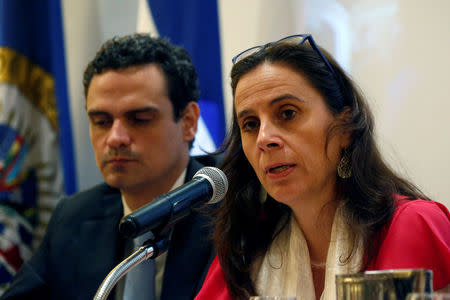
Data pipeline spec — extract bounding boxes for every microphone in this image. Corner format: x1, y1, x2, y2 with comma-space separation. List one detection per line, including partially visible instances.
119, 166, 228, 238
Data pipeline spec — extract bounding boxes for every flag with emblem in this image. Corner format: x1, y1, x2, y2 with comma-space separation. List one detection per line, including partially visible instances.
0, 0, 77, 293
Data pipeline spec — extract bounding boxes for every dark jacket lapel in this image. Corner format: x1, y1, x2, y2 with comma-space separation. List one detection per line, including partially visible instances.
75, 185, 124, 299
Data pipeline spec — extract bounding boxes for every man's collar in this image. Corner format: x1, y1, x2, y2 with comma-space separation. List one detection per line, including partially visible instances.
122, 168, 187, 216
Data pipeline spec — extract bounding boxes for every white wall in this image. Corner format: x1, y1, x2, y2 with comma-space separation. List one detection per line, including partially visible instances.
63, 0, 450, 208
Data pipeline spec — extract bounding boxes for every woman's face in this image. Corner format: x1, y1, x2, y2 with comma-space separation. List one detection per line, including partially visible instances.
234, 62, 350, 209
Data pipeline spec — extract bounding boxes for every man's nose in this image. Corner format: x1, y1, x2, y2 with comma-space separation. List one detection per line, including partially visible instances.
106, 120, 131, 148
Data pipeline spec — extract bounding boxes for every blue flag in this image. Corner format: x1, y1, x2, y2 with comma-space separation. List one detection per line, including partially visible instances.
146, 0, 226, 152
0, 0, 77, 292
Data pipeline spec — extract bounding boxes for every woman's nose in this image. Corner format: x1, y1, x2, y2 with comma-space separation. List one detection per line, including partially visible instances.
256, 120, 283, 151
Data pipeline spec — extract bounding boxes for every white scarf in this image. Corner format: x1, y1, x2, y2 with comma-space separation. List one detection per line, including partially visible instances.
252, 206, 363, 300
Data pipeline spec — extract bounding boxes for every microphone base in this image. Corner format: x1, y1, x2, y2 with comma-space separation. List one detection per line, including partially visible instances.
93, 236, 169, 300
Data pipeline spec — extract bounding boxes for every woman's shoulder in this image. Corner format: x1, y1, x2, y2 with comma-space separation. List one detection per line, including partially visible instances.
378, 197, 450, 246
195, 256, 233, 300
369, 196, 450, 289
392, 196, 450, 226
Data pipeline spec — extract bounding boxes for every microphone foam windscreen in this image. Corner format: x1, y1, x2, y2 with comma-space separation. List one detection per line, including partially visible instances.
193, 167, 228, 204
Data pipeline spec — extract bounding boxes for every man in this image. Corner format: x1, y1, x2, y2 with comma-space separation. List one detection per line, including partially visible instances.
1, 34, 217, 300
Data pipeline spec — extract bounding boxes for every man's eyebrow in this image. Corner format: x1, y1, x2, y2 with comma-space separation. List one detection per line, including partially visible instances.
124, 107, 160, 119
87, 106, 159, 117
236, 94, 304, 120
126, 106, 159, 114
87, 110, 110, 117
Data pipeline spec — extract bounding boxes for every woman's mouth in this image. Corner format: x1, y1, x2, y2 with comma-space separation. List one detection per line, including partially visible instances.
270, 165, 291, 173
266, 164, 296, 174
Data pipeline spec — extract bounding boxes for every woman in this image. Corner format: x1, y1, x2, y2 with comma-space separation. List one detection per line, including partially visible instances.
195, 34, 450, 300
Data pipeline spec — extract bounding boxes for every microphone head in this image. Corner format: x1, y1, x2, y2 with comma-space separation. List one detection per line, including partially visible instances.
193, 167, 228, 204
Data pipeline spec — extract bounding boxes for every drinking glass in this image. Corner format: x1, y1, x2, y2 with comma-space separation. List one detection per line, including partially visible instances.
406, 293, 450, 300
249, 297, 296, 300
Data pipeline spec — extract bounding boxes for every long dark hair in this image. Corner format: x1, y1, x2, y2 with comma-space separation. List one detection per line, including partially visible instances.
213, 42, 429, 299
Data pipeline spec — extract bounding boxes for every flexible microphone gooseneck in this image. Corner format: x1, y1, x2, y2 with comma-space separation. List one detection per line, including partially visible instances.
119, 166, 228, 239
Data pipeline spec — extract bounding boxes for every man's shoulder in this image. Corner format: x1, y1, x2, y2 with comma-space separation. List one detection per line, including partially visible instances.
51, 183, 122, 225
71, 182, 120, 199
191, 154, 223, 168
187, 154, 224, 179
60, 182, 119, 206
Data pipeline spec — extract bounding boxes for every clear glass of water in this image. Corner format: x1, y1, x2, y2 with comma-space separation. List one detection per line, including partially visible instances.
406, 293, 450, 300
249, 297, 296, 300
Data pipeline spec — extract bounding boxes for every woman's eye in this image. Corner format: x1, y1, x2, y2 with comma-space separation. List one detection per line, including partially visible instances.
242, 119, 259, 132
281, 109, 296, 120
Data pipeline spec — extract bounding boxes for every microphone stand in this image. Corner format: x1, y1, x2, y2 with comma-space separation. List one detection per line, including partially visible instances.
93, 236, 169, 300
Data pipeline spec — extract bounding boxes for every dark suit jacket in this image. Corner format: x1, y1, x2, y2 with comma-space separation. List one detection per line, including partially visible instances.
1, 157, 217, 300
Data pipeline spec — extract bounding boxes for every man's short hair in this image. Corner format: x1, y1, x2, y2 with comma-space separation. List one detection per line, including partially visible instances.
83, 33, 200, 120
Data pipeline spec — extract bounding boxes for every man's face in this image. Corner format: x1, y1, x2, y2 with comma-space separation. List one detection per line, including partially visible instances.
86, 64, 198, 198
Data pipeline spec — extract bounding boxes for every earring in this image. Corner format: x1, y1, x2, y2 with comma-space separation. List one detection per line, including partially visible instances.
337, 149, 352, 179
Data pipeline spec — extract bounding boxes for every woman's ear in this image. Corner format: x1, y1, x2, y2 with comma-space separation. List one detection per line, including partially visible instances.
180, 101, 200, 142
337, 107, 353, 148
338, 107, 352, 124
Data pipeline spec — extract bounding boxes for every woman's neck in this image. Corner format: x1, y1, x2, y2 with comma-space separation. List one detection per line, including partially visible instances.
292, 198, 339, 300
292, 197, 339, 263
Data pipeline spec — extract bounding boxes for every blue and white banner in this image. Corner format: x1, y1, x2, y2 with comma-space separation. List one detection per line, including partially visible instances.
140, 0, 226, 153
0, 0, 77, 292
